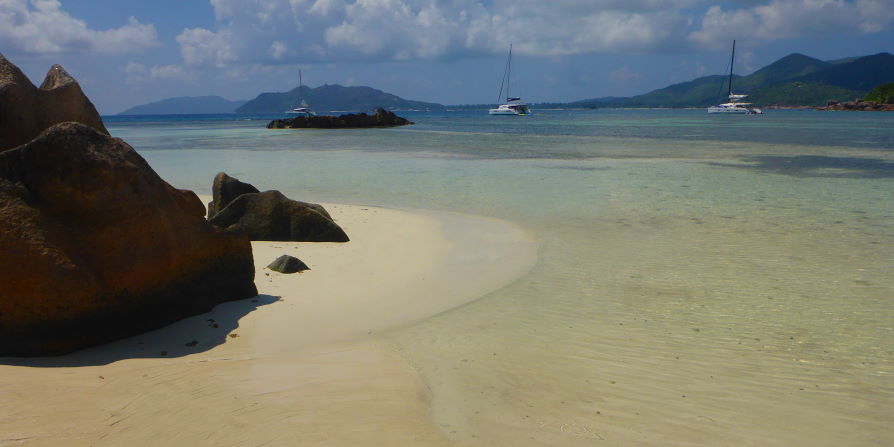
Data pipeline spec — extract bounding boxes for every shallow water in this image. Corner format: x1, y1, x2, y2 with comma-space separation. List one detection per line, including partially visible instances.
109, 109, 894, 446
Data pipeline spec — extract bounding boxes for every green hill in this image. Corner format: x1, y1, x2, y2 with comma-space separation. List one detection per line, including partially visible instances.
748, 82, 857, 106
573, 51, 894, 108
796, 53, 894, 92
236, 84, 444, 113
865, 82, 894, 104
739, 53, 830, 89
119, 96, 246, 115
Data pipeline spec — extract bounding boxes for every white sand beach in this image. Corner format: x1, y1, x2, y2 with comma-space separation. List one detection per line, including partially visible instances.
0, 201, 538, 446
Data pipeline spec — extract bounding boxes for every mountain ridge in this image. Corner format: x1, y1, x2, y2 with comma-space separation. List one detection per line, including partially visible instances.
120, 51, 893, 114
575, 51, 894, 108
119, 96, 246, 115
235, 84, 444, 113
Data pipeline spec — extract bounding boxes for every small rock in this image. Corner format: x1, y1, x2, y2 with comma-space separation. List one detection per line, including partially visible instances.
267, 255, 310, 274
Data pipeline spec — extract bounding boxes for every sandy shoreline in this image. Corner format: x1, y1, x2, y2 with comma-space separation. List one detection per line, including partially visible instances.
0, 201, 537, 446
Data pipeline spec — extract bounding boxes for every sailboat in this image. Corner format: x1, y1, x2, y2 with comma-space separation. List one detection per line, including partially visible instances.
708, 40, 762, 115
489, 44, 531, 115
285, 70, 315, 116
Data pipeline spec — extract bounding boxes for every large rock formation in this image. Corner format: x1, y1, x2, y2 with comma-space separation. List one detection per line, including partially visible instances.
207, 172, 260, 219
267, 108, 413, 129
209, 190, 349, 242
0, 53, 108, 151
0, 123, 257, 356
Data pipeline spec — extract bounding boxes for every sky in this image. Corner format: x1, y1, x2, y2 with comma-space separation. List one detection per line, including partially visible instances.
2, 0, 893, 114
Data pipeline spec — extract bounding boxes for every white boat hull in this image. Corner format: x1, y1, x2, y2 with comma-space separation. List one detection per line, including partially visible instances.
488, 103, 531, 115
707, 106, 750, 114
489, 108, 522, 115
286, 108, 315, 117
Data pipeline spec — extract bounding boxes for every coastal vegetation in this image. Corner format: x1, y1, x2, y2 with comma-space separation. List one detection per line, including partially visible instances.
864, 82, 894, 104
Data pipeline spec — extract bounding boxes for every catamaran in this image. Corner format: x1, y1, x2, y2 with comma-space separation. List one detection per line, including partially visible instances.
489, 44, 531, 116
286, 70, 315, 117
708, 40, 762, 115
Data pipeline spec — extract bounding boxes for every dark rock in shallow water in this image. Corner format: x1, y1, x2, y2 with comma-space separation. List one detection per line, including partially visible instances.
0, 53, 108, 151
267, 108, 413, 129
267, 255, 310, 273
819, 99, 894, 111
0, 123, 257, 356
208, 172, 260, 219
209, 190, 349, 242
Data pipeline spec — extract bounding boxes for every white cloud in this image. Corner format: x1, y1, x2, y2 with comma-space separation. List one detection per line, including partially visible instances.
610, 65, 643, 84
175, 0, 704, 67
270, 41, 289, 60
123, 61, 147, 75
176, 27, 236, 67
689, 0, 894, 47
122, 61, 148, 84
0, 0, 157, 55
176, 0, 894, 68
122, 61, 192, 83
150, 64, 189, 80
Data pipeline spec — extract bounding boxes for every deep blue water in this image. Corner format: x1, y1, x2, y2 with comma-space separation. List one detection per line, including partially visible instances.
106, 108, 894, 151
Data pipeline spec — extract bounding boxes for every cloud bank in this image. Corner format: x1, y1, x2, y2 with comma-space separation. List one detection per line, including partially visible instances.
689, 0, 894, 47
0, 0, 157, 55
175, 0, 893, 68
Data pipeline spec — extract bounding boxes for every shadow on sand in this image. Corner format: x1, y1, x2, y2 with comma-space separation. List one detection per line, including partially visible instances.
709, 155, 894, 179
0, 294, 280, 368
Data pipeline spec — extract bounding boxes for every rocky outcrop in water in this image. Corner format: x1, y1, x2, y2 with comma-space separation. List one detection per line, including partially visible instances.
819, 99, 894, 111
0, 53, 108, 151
267, 108, 413, 129
0, 123, 257, 356
209, 189, 349, 242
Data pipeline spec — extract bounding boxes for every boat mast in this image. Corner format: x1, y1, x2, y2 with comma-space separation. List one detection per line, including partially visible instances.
727, 40, 735, 97
507, 44, 512, 102
496, 44, 512, 104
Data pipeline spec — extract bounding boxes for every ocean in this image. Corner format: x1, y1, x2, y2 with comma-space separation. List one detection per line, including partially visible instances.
107, 109, 893, 446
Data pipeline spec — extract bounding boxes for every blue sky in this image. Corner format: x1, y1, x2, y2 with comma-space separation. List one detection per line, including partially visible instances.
2, 0, 893, 114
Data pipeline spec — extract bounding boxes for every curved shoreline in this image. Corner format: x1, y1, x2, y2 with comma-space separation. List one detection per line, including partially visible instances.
0, 203, 538, 446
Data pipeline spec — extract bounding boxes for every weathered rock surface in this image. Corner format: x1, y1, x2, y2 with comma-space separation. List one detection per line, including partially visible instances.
207, 172, 260, 219
267, 255, 310, 273
0, 123, 257, 356
209, 190, 349, 242
0, 53, 108, 151
267, 108, 413, 129
819, 99, 894, 111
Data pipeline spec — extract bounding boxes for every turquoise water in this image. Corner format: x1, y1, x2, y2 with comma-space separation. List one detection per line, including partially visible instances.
108, 109, 894, 446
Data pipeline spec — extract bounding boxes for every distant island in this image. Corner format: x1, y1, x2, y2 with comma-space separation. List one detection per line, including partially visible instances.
119, 51, 894, 114
236, 84, 444, 114
573, 52, 894, 109
118, 96, 247, 115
